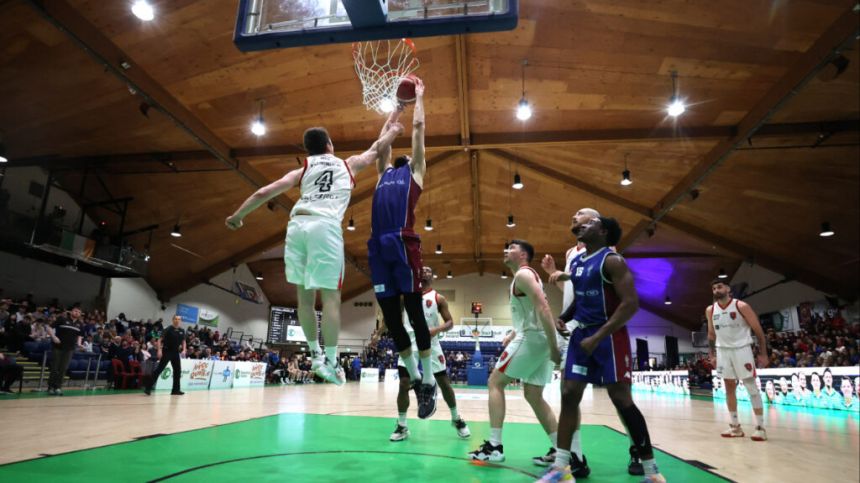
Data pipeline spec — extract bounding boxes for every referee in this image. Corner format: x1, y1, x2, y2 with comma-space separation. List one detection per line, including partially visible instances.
145, 315, 186, 395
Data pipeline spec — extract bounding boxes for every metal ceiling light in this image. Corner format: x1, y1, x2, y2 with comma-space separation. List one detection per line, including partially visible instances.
819, 221, 835, 237
425, 217, 433, 231
131, 0, 155, 21
250, 99, 266, 136
255, 272, 264, 281
515, 59, 532, 121
446, 270, 453, 279
506, 214, 516, 228
347, 214, 356, 231
664, 295, 672, 305
170, 223, 182, 238
501, 271, 508, 279
620, 153, 632, 186
435, 244, 443, 254
512, 172, 524, 190
718, 268, 728, 279
0, 142, 7, 163
667, 70, 686, 117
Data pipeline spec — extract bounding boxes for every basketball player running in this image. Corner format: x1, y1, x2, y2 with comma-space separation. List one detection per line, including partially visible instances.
707, 279, 769, 441
226, 122, 403, 385
390, 266, 471, 442
469, 240, 561, 463
539, 208, 644, 476
368, 78, 438, 418
541, 216, 665, 483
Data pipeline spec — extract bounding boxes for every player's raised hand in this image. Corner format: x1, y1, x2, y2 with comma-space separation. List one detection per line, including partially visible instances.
389, 121, 404, 136
225, 215, 243, 230
414, 77, 424, 97
540, 254, 556, 274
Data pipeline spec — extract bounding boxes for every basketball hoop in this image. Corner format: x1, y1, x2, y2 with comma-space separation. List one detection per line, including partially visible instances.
352, 38, 420, 114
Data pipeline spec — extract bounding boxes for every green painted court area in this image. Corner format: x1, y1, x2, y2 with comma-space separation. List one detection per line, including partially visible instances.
0, 413, 725, 482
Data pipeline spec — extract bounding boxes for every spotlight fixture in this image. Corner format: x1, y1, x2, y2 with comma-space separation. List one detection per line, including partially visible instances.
501, 271, 508, 279
666, 71, 686, 117
718, 268, 728, 279
435, 244, 443, 254
0, 142, 7, 163
347, 216, 356, 231
664, 296, 672, 305
620, 169, 632, 186
506, 214, 516, 228
255, 272, 264, 281
446, 271, 453, 279
131, 0, 155, 21
170, 223, 182, 238
250, 99, 266, 136
819, 222, 834, 237
144, 253, 151, 262
512, 172, 524, 190
515, 59, 532, 121
424, 218, 433, 231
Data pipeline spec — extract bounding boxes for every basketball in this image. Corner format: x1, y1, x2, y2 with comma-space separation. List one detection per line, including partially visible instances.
396, 74, 420, 104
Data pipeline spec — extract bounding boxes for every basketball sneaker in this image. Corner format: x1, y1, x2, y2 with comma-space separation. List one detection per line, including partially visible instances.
310, 351, 326, 371
720, 424, 745, 438
453, 418, 471, 438
534, 465, 573, 482
416, 381, 438, 419
751, 426, 767, 442
469, 440, 504, 462
389, 423, 410, 442
628, 445, 644, 476
532, 447, 556, 467
314, 359, 344, 386
640, 474, 667, 483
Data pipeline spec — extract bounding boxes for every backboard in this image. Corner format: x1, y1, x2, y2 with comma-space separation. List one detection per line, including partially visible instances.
234, 0, 518, 52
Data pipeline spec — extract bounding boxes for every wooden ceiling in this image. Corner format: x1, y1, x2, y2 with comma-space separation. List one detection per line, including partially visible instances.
2, 0, 858, 330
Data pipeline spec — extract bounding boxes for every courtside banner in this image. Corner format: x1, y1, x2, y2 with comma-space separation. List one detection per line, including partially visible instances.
210, 361, 235, 389
249, 362, 267, 387
711, 366, 859, 411
155, 358, 193, 391
233, 361, 255, 388
632, 370, 691, 395
187, 359, 214, 390
361, 368, 379, 383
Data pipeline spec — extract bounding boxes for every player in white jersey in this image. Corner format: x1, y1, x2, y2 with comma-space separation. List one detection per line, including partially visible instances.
389, 267, 471, 441
226, 123, 403, 385
469, 240, 561, 463
707, 279, 769, 441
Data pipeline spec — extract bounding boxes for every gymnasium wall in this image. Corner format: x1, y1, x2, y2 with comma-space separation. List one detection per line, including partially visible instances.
2, 166, 98, 237
0, 250, 103, 307
730, 263, 830, 314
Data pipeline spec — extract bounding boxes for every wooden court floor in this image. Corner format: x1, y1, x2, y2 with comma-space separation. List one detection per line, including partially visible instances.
0, 383, 857, 482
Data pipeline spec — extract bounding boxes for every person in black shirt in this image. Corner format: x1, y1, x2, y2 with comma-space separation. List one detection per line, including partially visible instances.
144, 315, 186, 395
48, 307, 82, 395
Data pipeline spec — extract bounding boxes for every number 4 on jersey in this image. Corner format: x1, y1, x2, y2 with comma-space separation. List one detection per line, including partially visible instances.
315, 170, 333, 192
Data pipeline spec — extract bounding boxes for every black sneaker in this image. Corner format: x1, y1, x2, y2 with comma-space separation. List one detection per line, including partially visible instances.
532, 447, 555, 466
571, 453, 591, 478
453, 418, 471, 438
416, 381, 437, 419
468, 440, 504, 462
171, 390, 185, 396
144, 385, 152, 395
628, 445, 644, 476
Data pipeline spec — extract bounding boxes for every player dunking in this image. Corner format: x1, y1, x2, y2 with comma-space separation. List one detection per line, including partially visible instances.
389, 266, 471, 442
368, 78, 438, 418
226, 122, 402, 384
469, 240, 561, 463
707, 279, 769, 441
541, 215, 665, 482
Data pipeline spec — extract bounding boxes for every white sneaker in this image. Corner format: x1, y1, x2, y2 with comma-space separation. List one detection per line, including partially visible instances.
314, 360, 345, 386
390, 423, 410, 442
311, 352, 326, 371
721, 424, 744, 438
751, 426, 767, 442
453, 418, 471, 438
334, 364, 346, 385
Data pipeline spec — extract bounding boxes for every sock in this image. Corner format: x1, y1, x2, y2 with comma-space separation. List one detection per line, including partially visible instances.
643, 458, 659, 475
554, 449, 571, 469
451, 407, 459, 421
402, 353, 420, 381
549, 431, 558, 447
489, 427, 502, 447
571, 430, 583, 459
754, 412, 764, 428
325, 346, 338, 365
309, 340, 322, 355
730, 411, 739, 426
420, 355, 434, 384
398, 412, 407, 426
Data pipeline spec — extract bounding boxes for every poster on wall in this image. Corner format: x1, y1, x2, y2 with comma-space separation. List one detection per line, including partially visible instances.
210, 361, 235, 389
235, 280, 264, 304
632, 370, 691, 395
712, 366, 859, 412
176, 304, 199, 324
199, 309, 219, 328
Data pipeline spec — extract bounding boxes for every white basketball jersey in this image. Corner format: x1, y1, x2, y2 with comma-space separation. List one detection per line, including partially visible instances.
562, 246, 586, 312
290, 154, 354, 221
510, 267, 543, 333
402, 289, 441, 343
712, 299, 753, 348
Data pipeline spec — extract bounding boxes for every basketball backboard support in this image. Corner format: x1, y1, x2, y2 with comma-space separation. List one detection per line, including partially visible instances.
234, 0, 518, 52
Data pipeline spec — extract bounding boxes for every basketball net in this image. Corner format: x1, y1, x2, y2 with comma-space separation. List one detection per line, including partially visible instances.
352, 38, 419, 115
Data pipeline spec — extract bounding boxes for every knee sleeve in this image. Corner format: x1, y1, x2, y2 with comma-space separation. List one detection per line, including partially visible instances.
743, 378, 763, 409
378, 296, 411, 352
403, 292, 431, 351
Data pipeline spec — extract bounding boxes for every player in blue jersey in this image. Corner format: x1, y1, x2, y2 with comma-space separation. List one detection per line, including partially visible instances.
539, 213, 665, 483
368, 78, 438, 418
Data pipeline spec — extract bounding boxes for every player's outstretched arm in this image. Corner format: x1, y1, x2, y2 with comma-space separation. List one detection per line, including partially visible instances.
347, 121, 404, 175
225, 167, 303, 230
409, 79, 426, 184
515, 269, 560, 363
376, 108, 403, 174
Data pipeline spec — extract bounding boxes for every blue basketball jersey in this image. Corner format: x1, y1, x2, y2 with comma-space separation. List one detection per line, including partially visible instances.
371, 165, 422, 235
569, 247, 621, 327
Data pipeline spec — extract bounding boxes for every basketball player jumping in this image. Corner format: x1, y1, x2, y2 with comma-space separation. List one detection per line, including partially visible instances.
368, 78, 438, 418
389, 266, 471, 442
541, 215, 665, 483
707, 279, 769, 441
469, 240, 561, 463
226, 122, 403, 385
